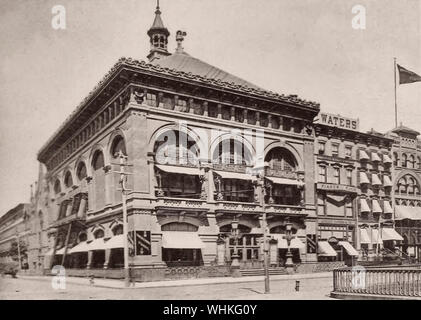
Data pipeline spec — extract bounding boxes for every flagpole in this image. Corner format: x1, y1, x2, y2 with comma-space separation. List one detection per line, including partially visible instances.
394, 57, 398, 128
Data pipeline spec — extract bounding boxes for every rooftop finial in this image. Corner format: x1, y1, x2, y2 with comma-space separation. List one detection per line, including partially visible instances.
176, 30, 187, 53
156, 0, 160, 12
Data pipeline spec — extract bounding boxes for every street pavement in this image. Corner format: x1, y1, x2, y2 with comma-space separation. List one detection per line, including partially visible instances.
0, 272, 335, 300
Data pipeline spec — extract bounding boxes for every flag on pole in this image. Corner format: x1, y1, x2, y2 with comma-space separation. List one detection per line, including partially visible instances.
397, 64, 421, 84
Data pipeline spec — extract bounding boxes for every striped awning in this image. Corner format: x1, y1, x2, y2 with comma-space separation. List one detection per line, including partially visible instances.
372, 200, 383, 213
371, 152, 381, 162
383, 175, 393, 187
339, 241, 359, 256
382, 228, 404, 241
360, 172, 370, 185
360, 229, 371, 244
156, 164, 200, 176
359, 150, 370, 160
371, 174, 382, 186
360, 198, 370, 213
318, 241, 337, 257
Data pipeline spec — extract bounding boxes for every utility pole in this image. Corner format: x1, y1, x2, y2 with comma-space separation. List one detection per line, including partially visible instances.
116, 150, 131, 287
16, 232, 22, 269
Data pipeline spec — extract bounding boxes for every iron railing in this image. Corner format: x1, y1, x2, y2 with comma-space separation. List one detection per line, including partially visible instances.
333, 267, 421, 297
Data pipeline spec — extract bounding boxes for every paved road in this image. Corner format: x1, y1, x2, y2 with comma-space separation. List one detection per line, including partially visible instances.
0, 275, 334, 300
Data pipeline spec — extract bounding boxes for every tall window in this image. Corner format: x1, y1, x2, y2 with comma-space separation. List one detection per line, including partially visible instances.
402, 154, 407, 168
345, 146, 352, 159
214, 138, 252, 165
318, 165, 327, 183
408, 155, 415, 169
111, 136, 126, 158
92, 150, 105, 210
64, 171, 73, 188
76, 162, 87, 181
318, 141, 326, 155
331, 143, 339, 157
317, 194, 325, 216
265, 147, 297, 172
54, 179, 61, 195
333, 167, 340, 184
155, 130, 199, 165
345, 198, 353, 217
393, 152, 399, 167
346, 169, 352, 186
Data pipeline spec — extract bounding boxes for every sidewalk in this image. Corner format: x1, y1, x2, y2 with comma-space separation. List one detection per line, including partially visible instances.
17, 272, 332, 290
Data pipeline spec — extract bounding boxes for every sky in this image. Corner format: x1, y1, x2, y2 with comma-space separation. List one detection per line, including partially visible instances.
0, 0, 420, 215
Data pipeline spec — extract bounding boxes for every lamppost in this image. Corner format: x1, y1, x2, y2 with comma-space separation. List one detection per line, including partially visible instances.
230, 218, 240, 268
284, 218, 294, 274
250, 161, 270, 294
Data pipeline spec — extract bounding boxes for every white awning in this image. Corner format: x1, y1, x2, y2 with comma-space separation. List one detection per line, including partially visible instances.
371, 152, 381, 162
88, 238, 106, 251
55, 247, 66, 255
156, 164, 200, 176
371, 229, 383, 244
214, 171, 253, 181
360, 229, 371, 244
395, 206, 421, 220
382, 228, 404, 241
383, 175, 393, 187
104, 235, 124, 249
372, 200, 382, 213
384, 201, 393, 214
68, 241, 90, 254
318, 242, 337, 257
272, 235, 305, 249
162, 232, 205, 249
360, 172, 370, 185
359, 150, 370, 160
339, 241, 359, 256
371, 174, 382, 186
266, 176, 304, 186
360, 198, 370, 213
383, 154, 393, 164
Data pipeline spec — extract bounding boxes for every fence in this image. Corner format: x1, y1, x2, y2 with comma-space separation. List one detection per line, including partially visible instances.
333, 267, 421, 298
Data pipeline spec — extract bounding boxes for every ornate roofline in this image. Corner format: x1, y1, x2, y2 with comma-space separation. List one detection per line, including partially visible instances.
38, 57, 320, 160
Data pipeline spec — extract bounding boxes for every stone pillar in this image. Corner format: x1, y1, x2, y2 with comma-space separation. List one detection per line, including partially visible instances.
256, 112, 260, 126
217, 104, 222, 119
76, 195, 87, 218
65, 199, 73, 217
104, 249, 111, 269
189, 98, 195, 114
216, 238, 226, 266
269, 240, 278, 266
203, 101, 209, 117
243, 110, 248, 124
87, 251, 93, 269
86, 177, 94, 213
268, 114, 273, 129
104, 165, 113, 206
230, 107, 235, 121
207, 167, 216, 203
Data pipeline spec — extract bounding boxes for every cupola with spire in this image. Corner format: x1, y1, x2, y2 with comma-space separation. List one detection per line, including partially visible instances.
147, 0, 171, 62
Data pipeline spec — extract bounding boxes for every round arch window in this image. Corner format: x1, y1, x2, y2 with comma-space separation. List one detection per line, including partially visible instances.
94, 229, 104, 239
92, 151, 105, 171
76, 162, 87, 181
54, 179, 61, 194
64, 171, 73, 188
111, 136, 127, 158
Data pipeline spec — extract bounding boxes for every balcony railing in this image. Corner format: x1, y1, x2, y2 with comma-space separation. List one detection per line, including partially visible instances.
332, 267, 421, 298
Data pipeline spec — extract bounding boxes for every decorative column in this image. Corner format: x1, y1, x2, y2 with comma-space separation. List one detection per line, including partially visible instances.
203, 101, 209, 117
230, 107, 235, 121
189, 98, 195, 114
76, 194, 88, 218
214, 176, 223, 201
86, 176, 94, 213
158, 92, 164, 108
256, 112, 260, 126
104, 249, 111, 269
199, 166, 209, 200
217, 104, 222, 119
268, 114, 273, 129
104, 165, 113, 206
87, 251, 93, 269
216, 237, 226, 266
243, 110, 248, 124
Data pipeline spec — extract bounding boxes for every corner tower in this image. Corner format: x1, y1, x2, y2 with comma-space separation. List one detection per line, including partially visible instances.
147, 0, 171, 62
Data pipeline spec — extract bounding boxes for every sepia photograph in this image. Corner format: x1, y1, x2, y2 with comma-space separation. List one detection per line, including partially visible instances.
0, 0, 420, 307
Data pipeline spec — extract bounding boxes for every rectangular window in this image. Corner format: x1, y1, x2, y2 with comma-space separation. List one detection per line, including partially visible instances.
345, 146, 352, 158
346, 169, 353, 186
331, 144, 339, 157
318, 141, 326, 155
318, 165, 327, 182
333, 167, 340, 184
346, 199, 353, 217
317, 194, 325, 216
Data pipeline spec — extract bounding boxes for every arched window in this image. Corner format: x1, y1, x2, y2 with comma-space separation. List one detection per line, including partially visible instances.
154, 130, 199, 165
409, 155, 415, 169
64, 171, 73, 188
78, 232, 87, 242
212, 138, 253, 165
112, 225, 123, 235
54, 179, 61, 194
396, 174, 420, 196
94, 229, 104, 239
418, 157, 421, 169
76, 162, 87, 181
111, 136, 126, 158
265, 147, 297, 172
402, 154, 407, 168
92, 150, 104, 170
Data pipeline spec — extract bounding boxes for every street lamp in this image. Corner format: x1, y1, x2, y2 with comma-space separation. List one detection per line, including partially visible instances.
284, 218, 294, 274
230, 218, 240, 268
